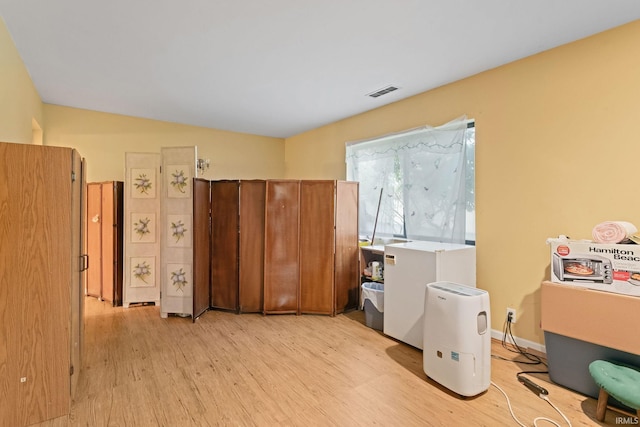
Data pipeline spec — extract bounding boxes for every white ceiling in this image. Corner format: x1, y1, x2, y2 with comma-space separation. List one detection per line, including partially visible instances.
2, 1, 640, 138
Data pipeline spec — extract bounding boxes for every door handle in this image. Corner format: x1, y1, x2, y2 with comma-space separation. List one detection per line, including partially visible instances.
80, 254, 89, 272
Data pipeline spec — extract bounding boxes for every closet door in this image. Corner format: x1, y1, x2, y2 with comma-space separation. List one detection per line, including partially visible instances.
70, 151, 84, 398
193, 178, 210, 320
86, 183, 102, 298
299, 180, 335, 315
264, 180, 300, 314
101, 184, 114, 302
210, 180, 240, 311
334, 181, 359, 313
0, 143, 74, 426
86, 182, 123, 305
100, 183, 118, 304
238, 180, 265, 313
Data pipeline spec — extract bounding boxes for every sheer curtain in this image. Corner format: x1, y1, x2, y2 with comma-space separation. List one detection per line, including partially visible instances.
346, 116, 469, 244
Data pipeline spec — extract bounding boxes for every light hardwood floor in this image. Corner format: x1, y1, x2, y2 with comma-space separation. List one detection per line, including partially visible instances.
34, 297, 628, 426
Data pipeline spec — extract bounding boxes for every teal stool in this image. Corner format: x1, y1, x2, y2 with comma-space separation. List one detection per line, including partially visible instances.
589, 360, 640, 421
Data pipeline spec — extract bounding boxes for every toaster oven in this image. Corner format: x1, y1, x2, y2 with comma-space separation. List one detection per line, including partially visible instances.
552, 253, 613, 284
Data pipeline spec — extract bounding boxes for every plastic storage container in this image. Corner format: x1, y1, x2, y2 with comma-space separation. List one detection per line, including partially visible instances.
362, 282, 384, 331
545, 331, 640, 412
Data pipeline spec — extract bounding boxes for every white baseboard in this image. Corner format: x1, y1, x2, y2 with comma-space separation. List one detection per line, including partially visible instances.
491, 329, 546, 356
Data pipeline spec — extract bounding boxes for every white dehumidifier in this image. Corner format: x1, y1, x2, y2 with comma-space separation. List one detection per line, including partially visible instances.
423, 281, 491, 397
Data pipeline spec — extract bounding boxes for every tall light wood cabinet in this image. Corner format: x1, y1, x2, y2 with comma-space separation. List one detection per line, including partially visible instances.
86, 181, 123, 306
0, 142, 85, 427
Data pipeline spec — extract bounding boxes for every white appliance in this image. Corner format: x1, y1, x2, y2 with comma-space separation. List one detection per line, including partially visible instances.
423, 281, 491, 397
383, 241, 476, 349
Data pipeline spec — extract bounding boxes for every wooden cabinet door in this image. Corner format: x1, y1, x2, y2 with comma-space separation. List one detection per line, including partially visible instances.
101, 182, 115, 304
299, 181, 335, 315
210, 180, 240, 311
113, 182, 124, 306
0, 143, 73, 426
335, 181, 359, 313
70, 151, 84, 398
193, 178, 211, 320
238, 180, 265, 313
264, 180, 300, 314
86, 183, 102, 297
86, 182, 123, 306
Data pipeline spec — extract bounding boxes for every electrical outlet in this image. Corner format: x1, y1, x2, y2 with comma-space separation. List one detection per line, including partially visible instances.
506, 308, 517, 324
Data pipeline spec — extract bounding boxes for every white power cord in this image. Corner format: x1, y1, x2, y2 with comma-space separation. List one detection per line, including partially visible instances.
491, 381, 573, 427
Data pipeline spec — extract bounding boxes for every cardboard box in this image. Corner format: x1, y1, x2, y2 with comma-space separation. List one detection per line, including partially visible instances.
540, 280, 640, 410
541, 281, 640, 411
541, 281, 640, 353
548, 238, 640, 297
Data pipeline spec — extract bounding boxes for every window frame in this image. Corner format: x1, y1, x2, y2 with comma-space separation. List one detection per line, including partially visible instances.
347, 120, 475, 245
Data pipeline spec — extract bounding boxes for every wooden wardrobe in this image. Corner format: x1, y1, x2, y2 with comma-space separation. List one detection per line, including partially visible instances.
0, 142, 85, 427
86, 181, 124, 305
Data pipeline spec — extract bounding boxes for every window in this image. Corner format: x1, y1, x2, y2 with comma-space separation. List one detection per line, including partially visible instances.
346, 118, 475, 245
463, 123, 475, 243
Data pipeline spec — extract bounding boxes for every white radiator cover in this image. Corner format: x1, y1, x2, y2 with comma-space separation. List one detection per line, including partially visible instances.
423, 281, 491, 397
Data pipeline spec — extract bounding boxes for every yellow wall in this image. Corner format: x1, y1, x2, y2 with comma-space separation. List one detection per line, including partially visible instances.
285, 20, 640, 345
4, 10, 638, 345
44, 105, 285, 183
0, 18, 43, 143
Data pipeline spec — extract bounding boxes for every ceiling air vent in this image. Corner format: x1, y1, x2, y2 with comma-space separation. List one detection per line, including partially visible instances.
367, 85, 399, 98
